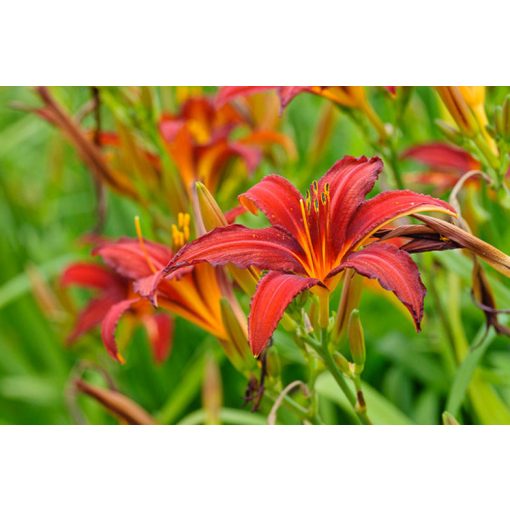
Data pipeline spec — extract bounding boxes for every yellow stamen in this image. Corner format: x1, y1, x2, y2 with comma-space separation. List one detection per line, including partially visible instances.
134, 216, 157, 274
171, 212, 191, 250
299, 199, 317, 276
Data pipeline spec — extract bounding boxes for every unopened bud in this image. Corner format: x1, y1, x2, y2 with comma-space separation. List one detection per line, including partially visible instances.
436, 86, 478, 136
202, 354, 223, 425
442, 411, 459, 425
220, 298, 256, 372
348, 309, 365, 372
194, 181, 258, 294
265, 349, 281, 380
435, 119, 462, 144
333, 352, 351, 376
193, 181, 228, 231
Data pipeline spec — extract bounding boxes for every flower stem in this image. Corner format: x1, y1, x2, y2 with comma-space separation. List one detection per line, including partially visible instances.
304, 331, 372, 425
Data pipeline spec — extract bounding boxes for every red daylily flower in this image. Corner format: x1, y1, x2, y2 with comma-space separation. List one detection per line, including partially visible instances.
159, 96, 294, 192
61, 262, 173, 364
402, 142, 481, 193
163, 156, 456, 356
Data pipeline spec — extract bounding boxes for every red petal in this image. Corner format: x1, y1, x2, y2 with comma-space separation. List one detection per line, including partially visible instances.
346, 190, 456, 250
319, 156, 384, 250
143, 313, 173, 363
94, 238, 173, 280
249, 272, 319, 356
239, 174, 305, 238
101, 298, 139, 363
224, 204, 247, 224
229, 142, 262, 174
61, 263, 120, 291
402, 142, 480, 172
167, 224, 306, 274
278, 87, 312, 108
215, 87, 275, 108
67, 295, 118, 344
334, 243, 426, 330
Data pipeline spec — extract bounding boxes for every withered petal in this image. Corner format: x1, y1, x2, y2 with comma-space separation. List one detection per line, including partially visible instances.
414, 214, 510, 277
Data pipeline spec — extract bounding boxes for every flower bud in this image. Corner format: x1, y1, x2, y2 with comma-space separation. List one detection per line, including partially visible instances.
202, 353, 223, 425
435, 119, 462, 145
348, 309, 365, 372
265, 349, 281, 380
193, 180, 258, 294
193, 181, 228, 231
436, 86, 478, 136
442, 411, 459, 425
333, 269, 363, 343
220, 298, 256, 372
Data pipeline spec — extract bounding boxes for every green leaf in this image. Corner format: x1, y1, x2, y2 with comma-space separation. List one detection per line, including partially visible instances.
315, 372, 413, 425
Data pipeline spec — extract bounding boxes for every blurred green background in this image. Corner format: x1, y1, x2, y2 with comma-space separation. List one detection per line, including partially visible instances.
1, 86, 509, 425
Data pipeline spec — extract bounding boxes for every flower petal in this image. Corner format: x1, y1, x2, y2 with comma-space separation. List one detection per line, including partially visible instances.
402, 142, 480, 172
67, 296, 119, 344
215, 87, 275, 108
101, 298, 139, 363
278, 87, 312, 108
319, 156, 384, 250
94, 238, 173, 280
333, 243, 426, 330
414, 214, 510, 277
239, 174, 305, 238
346, 190, 457, 250
166, 224, 307, 274
143, 313, 174, 363
249, 272, 319, 356
61, 263, 121, 291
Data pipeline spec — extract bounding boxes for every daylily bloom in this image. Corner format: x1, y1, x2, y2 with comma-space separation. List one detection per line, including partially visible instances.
159, 95, 295, 193
68, 214, 255, 371
217, 86, 388, 140
402, 142, 481, 193
61, 261, 173, 364
163, 156, 457, 356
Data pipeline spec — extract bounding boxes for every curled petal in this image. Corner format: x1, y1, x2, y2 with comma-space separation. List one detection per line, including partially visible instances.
67, 296, 119, 344
215, 86, 275, 108
278, 87, 312, 108
143, 313, 174, 363
101, 298, 139, 363
61, 263, 121, 291
75, 379, 155, 425
94, 238, 173, 280
249, 272, 319, 356
166, 224, 307, 274
346, 190, 456, 250
332, 243, 426, 330
402, 142, 480, 172
414, 214, 510, 278
239, 174, 304, 238
319, 156, 384, 250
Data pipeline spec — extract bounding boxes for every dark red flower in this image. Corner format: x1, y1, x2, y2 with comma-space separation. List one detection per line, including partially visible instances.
164, 156, 456, 355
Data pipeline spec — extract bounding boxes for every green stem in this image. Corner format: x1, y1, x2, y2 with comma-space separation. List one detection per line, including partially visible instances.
304, 331, 372, 425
